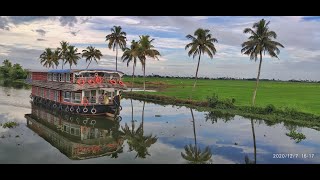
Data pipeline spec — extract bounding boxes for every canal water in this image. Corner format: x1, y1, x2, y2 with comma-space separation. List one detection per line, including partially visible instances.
0, 85, 319, 164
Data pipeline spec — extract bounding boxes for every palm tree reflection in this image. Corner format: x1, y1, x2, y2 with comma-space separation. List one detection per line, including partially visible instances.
121, 100, 157, 158
181, 108, 212, 164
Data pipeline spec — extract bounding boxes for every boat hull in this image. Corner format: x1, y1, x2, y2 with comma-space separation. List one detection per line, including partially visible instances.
31, 95, 121, 116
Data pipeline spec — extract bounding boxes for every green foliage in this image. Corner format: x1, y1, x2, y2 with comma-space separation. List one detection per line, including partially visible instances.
0, 59, 27, 80
286, 130, 306, 143
265, 104, 276, 114
2, 121, 19, 128
207, 94, 235, 109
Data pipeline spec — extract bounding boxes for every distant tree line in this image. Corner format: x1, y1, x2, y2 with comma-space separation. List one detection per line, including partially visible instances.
123, 74, 320, 83
0, 59, 27, 80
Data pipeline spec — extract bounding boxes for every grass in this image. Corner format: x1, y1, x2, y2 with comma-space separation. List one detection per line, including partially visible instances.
2, 121, 19, 128
123, 76, 320, 115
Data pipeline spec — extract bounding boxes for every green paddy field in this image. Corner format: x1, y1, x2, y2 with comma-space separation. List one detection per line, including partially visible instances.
123, 76, 320, 115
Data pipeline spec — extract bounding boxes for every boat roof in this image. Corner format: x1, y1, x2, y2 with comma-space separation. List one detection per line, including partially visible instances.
26, 68, 125, 75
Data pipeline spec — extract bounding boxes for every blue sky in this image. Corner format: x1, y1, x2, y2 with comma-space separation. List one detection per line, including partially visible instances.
0, 16, 320, 80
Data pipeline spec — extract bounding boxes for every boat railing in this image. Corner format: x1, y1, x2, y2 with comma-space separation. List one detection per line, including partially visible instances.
74, 76, 121, 84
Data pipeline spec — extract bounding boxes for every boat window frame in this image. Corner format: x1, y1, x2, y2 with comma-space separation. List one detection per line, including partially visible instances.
63, 91, 71, 102
53, 73, 57, 81
65, 73, 70, 82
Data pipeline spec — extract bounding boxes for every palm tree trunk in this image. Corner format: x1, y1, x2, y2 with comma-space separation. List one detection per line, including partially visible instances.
116, 45, 118, 71
131, 64, 135, 92
190, 54, 201, 99
190, 108, 197, 147
142, 101, 145, 134
70, 64, 71, 70
62, 59, 64, 69
86, 60, 92, 69
131, 99, 134, 131
252, 51, 263, 106
250, 118, 257, 164
143, 64, 146, 92
190, 108, 198, 157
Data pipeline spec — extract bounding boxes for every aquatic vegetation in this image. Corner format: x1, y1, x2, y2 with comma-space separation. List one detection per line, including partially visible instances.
2, 121, 19, 128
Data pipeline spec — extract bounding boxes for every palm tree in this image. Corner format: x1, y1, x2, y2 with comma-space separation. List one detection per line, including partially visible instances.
64, 46, 81, 69
39, 48, 55, 69
181, 108, 212, 164
82, 46, 103, 69
138, 35, 161, 92
185, 28, 218, 95
58, 41, 69, 69
122, 40, 142, 91
105, 26, 127, 71
52, 49, 60, 69
241, 19, 284, 106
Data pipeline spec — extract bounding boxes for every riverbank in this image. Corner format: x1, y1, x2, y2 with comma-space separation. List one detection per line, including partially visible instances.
123, 92, 320, 130
122, 76, 320, 115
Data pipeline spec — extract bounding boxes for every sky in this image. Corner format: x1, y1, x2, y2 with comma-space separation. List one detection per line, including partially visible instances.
0, 16, 320, 81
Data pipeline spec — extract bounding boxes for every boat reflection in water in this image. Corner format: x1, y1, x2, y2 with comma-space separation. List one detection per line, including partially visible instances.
25, 103, 124, 160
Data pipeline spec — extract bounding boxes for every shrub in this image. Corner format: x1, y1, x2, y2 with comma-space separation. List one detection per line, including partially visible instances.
265, 104, 276, 114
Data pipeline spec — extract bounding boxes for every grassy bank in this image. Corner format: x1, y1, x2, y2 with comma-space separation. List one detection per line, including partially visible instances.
122, 76, 320, 115
123, 92, 320, 130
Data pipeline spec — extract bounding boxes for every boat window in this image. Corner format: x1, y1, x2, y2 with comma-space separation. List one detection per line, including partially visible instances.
73, 92, 81, 103
75, 128, 80, 136
65, 73, 70, 82
90, 90, 96, 103
59, 73, 64, 82
54, 90, 59, 102
53, 73, 57, 81
47, 73, 52, 81
63, 91, 71, 102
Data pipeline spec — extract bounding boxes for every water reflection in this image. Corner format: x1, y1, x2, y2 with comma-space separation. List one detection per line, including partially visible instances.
181, 109, 212, 164
25, 103, 124, 160
205, 111, 235, 124
121, 100, 157, 158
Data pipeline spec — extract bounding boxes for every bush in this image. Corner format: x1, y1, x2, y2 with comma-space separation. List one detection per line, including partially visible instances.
265, 104, 276, 114
207, 94, 235, 109
207, 94, 219, 108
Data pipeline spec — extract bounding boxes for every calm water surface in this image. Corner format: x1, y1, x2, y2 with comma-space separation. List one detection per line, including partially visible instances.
1, 86, 320, 164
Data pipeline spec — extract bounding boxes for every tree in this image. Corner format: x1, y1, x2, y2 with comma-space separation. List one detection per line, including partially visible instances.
0, 59, 13, 78
138, 35, 161, 92
52, 49, 60, 69
181, 109, 212, 164
122, 40, 142, 91
185, 28, 218, 96
105, 26, 127, 71
64, 46, 81, 69
39, 48, 55, 69
82, 46, 103, 69
10, 63, 27, 79
58, 41, 69, 69
241, 19, 284, 106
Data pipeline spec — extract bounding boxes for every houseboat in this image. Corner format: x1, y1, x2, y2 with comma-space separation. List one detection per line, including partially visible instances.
26, 69, 127, 117
25, 103, 124, 160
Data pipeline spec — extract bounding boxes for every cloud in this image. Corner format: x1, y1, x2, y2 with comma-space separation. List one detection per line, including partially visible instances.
0, 17, 10, 30
70, 30, 80, 36
36, 38, 46, 41
59, 16, 78, 27
35, 29, 46, 36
